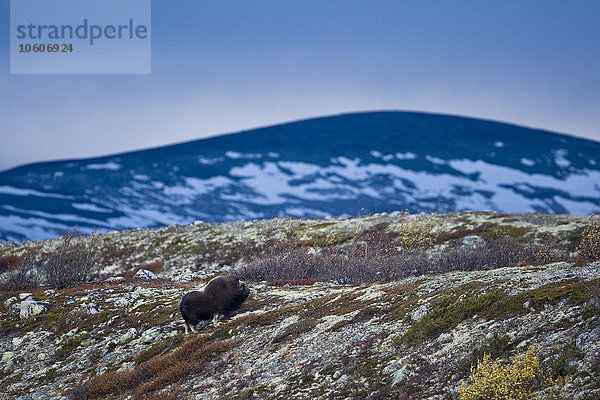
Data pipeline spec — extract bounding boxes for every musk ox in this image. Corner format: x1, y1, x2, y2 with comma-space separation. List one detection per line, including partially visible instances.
179, 274, 250, 334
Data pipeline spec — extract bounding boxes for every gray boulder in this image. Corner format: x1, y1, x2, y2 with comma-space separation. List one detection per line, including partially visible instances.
20, 299, 47, 319
134, 269, 158, 279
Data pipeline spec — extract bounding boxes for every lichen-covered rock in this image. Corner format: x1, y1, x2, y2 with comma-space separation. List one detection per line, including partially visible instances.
84, 303, 101, 314
134, 269, 158, 279
141, 326, 161, 343
4, 296, 18, 309
576, 327, 600, 352
119, 328, 138, 343
19, 299, 47, 319
410, 303, 431, 322
1, 352, 13, 363
114, 293, 139, 307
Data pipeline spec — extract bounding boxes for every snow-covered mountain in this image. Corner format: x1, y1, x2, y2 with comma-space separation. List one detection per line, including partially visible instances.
1, 111, 599, 242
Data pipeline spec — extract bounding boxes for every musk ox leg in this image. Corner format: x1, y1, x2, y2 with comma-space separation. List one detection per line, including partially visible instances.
212, 313, 220, 326
183, 321, 198, 334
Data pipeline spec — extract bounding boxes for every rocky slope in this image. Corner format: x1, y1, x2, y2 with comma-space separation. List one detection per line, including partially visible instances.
0, 212, 599, 399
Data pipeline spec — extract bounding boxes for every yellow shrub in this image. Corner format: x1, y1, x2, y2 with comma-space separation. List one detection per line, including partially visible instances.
395, 211, 435, 252
459, 345, 559, 400
577, 208, 600, 261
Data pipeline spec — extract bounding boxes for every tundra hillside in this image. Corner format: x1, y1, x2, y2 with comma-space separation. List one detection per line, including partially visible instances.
0, 211, 599, 399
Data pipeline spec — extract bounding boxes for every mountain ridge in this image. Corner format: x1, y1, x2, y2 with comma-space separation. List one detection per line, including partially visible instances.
1, 111, 599, 242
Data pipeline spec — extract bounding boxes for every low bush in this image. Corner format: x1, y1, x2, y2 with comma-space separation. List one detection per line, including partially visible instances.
0, 253, 43, 291
43, 228, 101, 289
577, 210, 600, 261
459, 345, 562, 400
237, 229, 568, 284
0, 255, 20, 273
0, 228, 100, 291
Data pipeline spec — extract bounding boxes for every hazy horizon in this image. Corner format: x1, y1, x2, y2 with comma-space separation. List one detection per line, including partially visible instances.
2, 1, 599, 171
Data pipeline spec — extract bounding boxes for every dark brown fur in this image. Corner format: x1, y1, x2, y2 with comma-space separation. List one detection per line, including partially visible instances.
179, 275, 250, 333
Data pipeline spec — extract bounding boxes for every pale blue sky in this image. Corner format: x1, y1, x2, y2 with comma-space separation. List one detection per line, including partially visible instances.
1, 1, 599, 171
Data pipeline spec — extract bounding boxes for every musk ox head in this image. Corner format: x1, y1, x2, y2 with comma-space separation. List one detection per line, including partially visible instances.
179, 274, 250, 334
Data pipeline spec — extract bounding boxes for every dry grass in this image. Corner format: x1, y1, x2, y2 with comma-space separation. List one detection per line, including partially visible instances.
68, 335, 233, 400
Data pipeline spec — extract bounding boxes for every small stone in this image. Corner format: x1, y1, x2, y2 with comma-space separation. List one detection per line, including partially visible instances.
523, 301, 531, 309
438, 333, 453, 343
2, 352, 13, 362
460, 235, 485, 249
141, 327, 161, 343
114, 298, 131, 307
134, 269, 158, 279
19, 293, 33, 300
85, 303, 102, 315
119, 328, 138, 343
4, 297, 18, 308
410, 303, 431, 323
12, 337, 23, 347
37, 353, 49, 361
391, 365, 411, 387
96, 366, 108, 375
80, 339, 94, 347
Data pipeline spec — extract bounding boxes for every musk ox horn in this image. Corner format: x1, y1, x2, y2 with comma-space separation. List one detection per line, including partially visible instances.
179, 274, 250, 334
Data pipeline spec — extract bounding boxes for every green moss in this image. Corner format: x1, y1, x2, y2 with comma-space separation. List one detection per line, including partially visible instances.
310, 222, 336, 229
545, 343, 584, 379
55, 332, 92, 360
273, 318, 320, 343
398, 384, 422, 394
480, 225, 530, 241
399, 280, 590, 347
482, 279, 589, 320
134, 337, 182, 365
461, 334, 513, 373
320, 364, 339, 376
399, 291, 504, 346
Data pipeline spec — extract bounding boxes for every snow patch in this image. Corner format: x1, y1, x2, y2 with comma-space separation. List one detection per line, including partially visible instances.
71, 203, 113, 213
225, 151, 262, 159
198, 156, 224, 165
395, 152, 417, 160
520, 158, 535, 167
425, 155, 447, 165
0, 185, 74, 199
552, 149, 570, 168
85, 162, 121, 171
